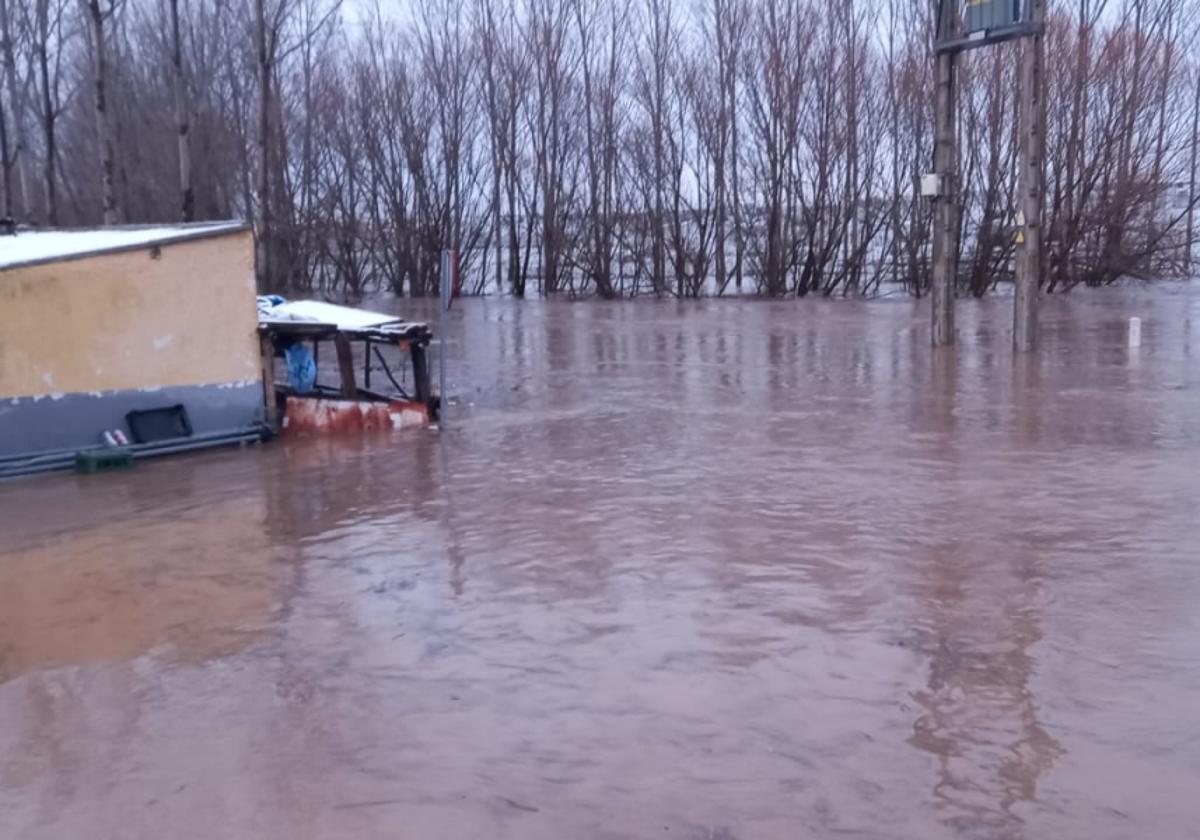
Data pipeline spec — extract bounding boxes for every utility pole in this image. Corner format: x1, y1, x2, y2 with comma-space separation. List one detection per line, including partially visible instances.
929, 0, 1043, 353
930, 42, 958, 348
1013, 0, 1045, 352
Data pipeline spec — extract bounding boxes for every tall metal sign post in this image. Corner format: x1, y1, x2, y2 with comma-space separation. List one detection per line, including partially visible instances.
928, 0, 1044, 351
439, 249, 453, 426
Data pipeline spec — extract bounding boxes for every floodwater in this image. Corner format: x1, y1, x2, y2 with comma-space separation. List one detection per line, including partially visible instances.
2, 289, 1200, 840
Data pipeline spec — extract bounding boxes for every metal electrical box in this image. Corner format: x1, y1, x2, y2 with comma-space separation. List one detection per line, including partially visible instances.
964, 0, 1021, 32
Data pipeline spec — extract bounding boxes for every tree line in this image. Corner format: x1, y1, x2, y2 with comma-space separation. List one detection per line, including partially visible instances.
1, 0, 1197, 297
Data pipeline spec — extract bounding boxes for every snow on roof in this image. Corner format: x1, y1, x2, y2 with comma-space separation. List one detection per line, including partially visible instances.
0, 221, 248, 271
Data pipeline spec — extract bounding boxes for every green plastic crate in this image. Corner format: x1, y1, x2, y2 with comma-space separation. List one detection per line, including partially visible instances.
75, 448, 135, 474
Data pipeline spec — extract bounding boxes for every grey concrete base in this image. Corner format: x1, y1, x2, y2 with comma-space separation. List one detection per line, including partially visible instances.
0, 382, 264, 457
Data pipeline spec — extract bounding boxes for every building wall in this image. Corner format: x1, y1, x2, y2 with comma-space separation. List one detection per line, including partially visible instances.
0, 230, 264, 456
0, 230, 260, 397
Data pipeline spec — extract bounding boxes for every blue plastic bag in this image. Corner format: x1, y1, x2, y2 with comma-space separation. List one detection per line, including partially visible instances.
285, 343, 317, 394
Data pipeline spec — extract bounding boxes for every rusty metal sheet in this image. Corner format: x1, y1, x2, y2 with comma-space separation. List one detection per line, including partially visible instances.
281, 397, 428, 436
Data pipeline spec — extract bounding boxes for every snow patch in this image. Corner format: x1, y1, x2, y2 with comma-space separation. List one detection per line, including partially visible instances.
153, 335, 175, 350
258, 299, 402, 330
0, 222, 246, 270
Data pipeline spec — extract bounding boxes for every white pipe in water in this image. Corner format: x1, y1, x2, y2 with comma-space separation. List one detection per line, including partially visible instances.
1128, 317, 1142, 348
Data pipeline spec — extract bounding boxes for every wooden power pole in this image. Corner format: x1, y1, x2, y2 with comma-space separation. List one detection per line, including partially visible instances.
1013, 0, 1045, 352
930, 0, 1043, 352
930, 45, 958, 348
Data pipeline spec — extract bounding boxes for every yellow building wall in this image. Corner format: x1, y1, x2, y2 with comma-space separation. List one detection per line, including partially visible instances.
0, 230, 260, 398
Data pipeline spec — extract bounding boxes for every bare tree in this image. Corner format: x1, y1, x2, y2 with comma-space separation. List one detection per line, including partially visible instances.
11, 0, 1195, 301
524, 0, 578, 296
0, 0, 30, 218
698, 0, 747, 295
575, 0, 628, 297
167, 0, 191, 220
744, 0, 806, 295
474, 0, 534, 296
255, 0, 273, 285
30, 0, 71, 225
632, 0, 679, 296
79, 0, 120, 223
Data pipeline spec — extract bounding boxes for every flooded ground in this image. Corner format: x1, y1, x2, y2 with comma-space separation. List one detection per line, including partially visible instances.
2, 288, 1200, 839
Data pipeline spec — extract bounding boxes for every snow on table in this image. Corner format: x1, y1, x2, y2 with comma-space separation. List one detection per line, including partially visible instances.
258, 299, 403, 330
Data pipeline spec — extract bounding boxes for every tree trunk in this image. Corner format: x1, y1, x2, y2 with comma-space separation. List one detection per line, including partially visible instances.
35, 0, 57, 226
169, 0, 193, 221
1186, 66, 1200, 269
82, 0, 119, 225
0, 0, 28, 219
0, 89, 9, 218
255, 0, 271, 287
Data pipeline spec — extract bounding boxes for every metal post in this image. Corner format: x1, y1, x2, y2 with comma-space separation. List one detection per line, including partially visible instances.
334, 333, 358, 398
1013, 0, 1045, 352
363, 338, 372, 390
259, 333, 278, 429
931, 16, 958, 347
438, 249, 452, 425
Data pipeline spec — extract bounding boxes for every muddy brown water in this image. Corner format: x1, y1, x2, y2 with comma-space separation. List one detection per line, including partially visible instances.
2, 289, 1200, 839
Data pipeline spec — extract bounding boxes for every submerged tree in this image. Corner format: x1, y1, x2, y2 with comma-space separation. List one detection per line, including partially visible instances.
0, 0, 1195, 296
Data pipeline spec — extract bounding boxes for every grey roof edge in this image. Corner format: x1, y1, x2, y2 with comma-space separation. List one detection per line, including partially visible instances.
0, 221, 252, 273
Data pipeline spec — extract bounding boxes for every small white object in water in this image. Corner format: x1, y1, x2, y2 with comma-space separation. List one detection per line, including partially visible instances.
1128, 317, 1142, 348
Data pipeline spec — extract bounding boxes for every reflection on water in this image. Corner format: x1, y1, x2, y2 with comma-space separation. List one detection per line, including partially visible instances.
2, 288, 1200, 839
908, 538, 1064, 839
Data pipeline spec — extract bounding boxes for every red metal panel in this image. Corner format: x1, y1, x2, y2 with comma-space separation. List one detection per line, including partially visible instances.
281, 397, 429, 436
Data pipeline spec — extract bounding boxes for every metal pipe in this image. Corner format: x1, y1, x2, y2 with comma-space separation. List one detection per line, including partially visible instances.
439, 249, 451, 426
0, 426, 269, 479
130, 425, 268, 452
0, 456, 77, 477
0, 424, 268, 466
131, 432, 264, 460
0, 443, 101, 465
0, 449, 86, 467
0, 460, 77, 480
